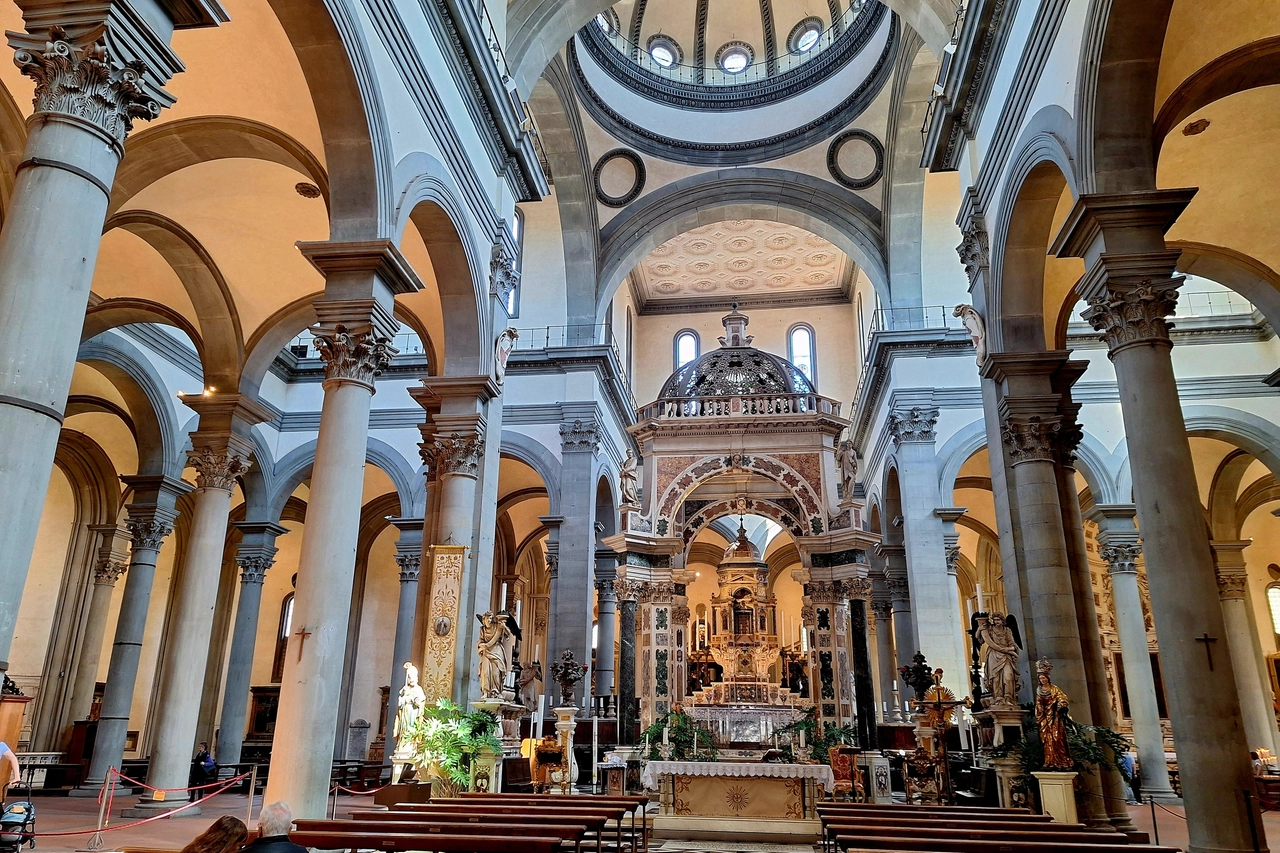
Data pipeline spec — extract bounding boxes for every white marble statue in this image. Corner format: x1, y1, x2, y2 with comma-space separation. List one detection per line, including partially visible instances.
836, 438, 857, 502
494, 328, 519, 386
391, 662, 426, 783
975, 612, 1021, 708
477, 611, 516, 699
620, 450, 639, 506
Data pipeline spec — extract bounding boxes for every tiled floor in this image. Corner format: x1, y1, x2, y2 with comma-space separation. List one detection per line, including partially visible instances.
18, 792, 1280, 852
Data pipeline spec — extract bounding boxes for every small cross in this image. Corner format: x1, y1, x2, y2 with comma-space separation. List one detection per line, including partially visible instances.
294, 626, 313, 661
1195, 633, 1218, 671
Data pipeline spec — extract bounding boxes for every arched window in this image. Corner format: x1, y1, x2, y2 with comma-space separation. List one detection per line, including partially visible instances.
272, 593, 295, 683
788, 324, 816, 383
674, 330, 700, 369
505, 210, 525, 317
1267, 585, 1280, 638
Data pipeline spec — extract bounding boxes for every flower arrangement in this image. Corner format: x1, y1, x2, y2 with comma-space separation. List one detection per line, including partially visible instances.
639, 709, 718, 761
778, 707, 857, 765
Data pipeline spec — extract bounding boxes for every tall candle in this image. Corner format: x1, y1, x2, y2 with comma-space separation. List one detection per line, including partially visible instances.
535, 693, 545, 737
515, 600, 523, 627
799, 729, 806, 750
500, 582, 508, 610
592, 716, 599, 787
534, 644, 540, 662
663, 726, 670, 747
801, 628, 808, 653
975, 581, 984, 612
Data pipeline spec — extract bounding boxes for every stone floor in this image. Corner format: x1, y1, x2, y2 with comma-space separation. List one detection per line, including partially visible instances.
16, 792, 1280, 852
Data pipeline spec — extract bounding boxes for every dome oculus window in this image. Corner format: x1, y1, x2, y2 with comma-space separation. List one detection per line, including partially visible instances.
646, 34, 682, 68
788, 17, 824, 53
716, 41, 754, 74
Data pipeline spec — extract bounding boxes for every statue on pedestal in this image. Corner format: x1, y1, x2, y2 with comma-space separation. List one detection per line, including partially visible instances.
477, 611, 516, 699
550, 649, 588, 706
974, 611, 1022, 708
1035, 658, 1072, 770
517, 659, 542, 711
836, 438, 857, 503
391, 662, 426, 783
620, 450, 639, 506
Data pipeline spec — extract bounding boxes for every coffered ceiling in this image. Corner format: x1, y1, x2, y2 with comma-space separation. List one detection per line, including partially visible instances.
627, 220, 853, 314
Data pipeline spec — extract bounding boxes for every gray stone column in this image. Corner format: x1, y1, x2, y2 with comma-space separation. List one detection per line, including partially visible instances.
887, 408, 966, 694
1212, 541, 1280, 758
77, 477, 188, 792
870, 597, 897, 722
1090, 510, 1177, 803
0, 2, 221, 677
593, 549, 619, 707
616, 580, 638, 743
132, 401, 267, 814
880, 551, 915, 672
68, 526, 129, 724
1058, 191, 1261, 850
214, 522, 287, 770
555, 418, 600, 687
267, 246, 420, 819
384, 518, 423, 761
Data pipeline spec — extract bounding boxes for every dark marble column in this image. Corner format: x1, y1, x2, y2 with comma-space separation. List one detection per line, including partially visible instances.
849, 596, 877, 749
616, 581, 638, 744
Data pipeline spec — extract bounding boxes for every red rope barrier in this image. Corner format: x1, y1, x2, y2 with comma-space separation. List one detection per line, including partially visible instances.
21, 773, 248, 837
331, 782, 392, 795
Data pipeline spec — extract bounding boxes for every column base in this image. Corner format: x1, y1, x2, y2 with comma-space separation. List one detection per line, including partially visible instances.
120, 796, 199, 819
68, 785, 105, 798
1140, 789, 1182, 805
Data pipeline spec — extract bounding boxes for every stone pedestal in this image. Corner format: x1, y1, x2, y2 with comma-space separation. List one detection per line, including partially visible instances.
990, 756, 1023, 809
974, 707, 1024, 748
863, 753, 892, 803
601, 761, 626, 795
1033, 770, 1079, 823
472, 698, 526, 757
553, 705, 579, 794
470, 743, 501, 792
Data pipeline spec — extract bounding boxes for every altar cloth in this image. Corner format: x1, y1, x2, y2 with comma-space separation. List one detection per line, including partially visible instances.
642, 760, 835, 793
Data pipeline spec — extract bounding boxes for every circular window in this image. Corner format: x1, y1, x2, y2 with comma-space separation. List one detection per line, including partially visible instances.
788, 17, 823, 53
646, 35, 682, 68
716, 41, 754, 74
826, 129, 885, 190
594, 12, 613, 33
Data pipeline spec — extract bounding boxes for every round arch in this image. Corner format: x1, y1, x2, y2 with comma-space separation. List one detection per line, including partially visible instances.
596, 168, 888, 321
266, 437, 422, 522
682, 497, 807, 543
500, 431, 563, 515
654, 453, 825, 536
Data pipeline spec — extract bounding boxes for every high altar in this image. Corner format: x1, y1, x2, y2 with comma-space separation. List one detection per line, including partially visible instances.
687, 524, 803, 741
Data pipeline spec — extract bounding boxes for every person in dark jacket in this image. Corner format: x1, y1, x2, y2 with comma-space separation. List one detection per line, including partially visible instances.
243, 801, 307, 853
191, 742, 216, 801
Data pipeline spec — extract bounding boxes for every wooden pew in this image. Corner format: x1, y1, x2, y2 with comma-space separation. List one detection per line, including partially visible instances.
351, 807, 623, 853
287, 830, 564, 852
819, 803, 1047, 819
294, 819, 588, 853
387, 800, 633, 851
449, 793, 650, 850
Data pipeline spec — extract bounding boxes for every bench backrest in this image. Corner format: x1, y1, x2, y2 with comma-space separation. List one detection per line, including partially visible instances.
293, 819, 588, 839
350, 809, 610, 830
288, 830, 563, 853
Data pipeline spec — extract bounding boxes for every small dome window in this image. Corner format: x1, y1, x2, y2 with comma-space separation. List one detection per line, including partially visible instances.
716, 42, 754, 74
647, 35, 682, 68
595, 13, 611, 32
789, 18, 824, 53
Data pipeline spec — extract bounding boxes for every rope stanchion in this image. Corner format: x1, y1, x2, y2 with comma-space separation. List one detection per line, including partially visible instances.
332, 782, 392, 796
1154, 802, 1187, 820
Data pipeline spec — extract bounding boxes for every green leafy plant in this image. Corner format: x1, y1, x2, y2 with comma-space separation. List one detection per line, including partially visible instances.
402, 699, 502, 787
988, 706, 1134, 793
640, 710, 718, 761
777, 707, 857, 765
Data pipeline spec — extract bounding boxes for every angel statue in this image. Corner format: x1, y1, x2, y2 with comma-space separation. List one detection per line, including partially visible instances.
391, 662, 426, 783
476, 611, 516, 699
974, 611, 1022, 708
1035, 658, 1073, 770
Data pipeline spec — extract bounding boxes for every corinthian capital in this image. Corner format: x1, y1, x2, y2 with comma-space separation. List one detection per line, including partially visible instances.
423, 432, 484, 478
9, 26, 175, 148
312, 325, 397, 389
93, 557, 127, 586
490, 243, 520, 302
1000, 415, 1060, 465
956, 222, 989, 286
1100, 543, 1141, 575
126, 517, 173, 551
188, 447, 251, 491
887, 407, 938, 445
395, 553, 422, 583
1081, 279, 1180, 353
560, 419, 600, 453
1216, 570, 1248, 601
236, 555, 273, 585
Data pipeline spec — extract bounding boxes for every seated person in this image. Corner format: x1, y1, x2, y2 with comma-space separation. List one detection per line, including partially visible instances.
244, 801, 307, 853
180, 815, 247, 853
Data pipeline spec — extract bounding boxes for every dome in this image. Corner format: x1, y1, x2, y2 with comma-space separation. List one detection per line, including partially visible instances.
658, 305, 816, 399
722, 523, 762, 561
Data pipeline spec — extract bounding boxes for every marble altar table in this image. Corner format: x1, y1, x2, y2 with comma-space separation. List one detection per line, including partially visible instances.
642, 761, 834, 819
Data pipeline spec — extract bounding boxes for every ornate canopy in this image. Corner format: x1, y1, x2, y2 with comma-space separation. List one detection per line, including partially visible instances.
658, 305, 816, 399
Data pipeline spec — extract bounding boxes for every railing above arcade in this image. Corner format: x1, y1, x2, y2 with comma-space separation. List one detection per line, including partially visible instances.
637, 391, 842, 421
512, 324, 635, 407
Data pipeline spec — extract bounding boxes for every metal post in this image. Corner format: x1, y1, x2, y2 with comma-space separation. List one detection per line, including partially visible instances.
1244, 790, 1260, 853
85, 767, 112, 850
1149, 795, 1160, 846
246, 764, 258, 826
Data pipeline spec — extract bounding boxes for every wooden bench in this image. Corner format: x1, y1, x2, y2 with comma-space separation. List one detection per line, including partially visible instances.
819, 803, 1045, 818
351, 807, 621, 853
449, 793, 650, 850
390, 800, 633, 850
294, 819, 588, 853
287, 830, 564, 852
820, 815, 1101, 853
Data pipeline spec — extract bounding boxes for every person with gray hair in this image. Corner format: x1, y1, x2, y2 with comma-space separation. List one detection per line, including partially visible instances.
242, 801, 307, 853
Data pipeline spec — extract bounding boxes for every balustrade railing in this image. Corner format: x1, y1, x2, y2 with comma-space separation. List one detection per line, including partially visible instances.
637, 392, 841, 421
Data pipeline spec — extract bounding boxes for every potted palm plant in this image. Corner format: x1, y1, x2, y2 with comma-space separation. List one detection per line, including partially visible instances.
401, 699, 502, 795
